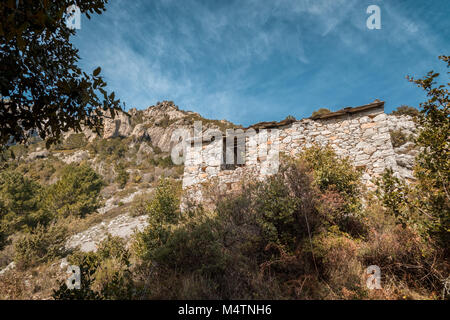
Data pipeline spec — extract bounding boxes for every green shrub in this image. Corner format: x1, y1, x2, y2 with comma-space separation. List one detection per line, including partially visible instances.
284, 115, 296, 121
310, 226, 366, 299
43, 164, 103, 218
300, 146, 362, 217
1, 144, 28, 161
147, 179, 180, 226
376, 169, 414, 227
150, 155, 174, 168
130, 194, 150, 217
88, 137, 128, 161
152, 217, 226, 276
400, 55, 450, 252
14, 223, 68, 270
52, 133, 88, 150
54, 235, 133, 300
253, 174, 302, 251
391, 105, 420, 118
0, 224, 6, 250
0, 170, 46, 232
52, 257, 102, 300
63, 133, 88, 150
115, 163, 129, 189
132, 179, 180, 260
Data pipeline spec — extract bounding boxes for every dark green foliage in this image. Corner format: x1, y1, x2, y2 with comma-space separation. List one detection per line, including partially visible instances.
115, 162, 129, 189
53, 235, 133, 300
62, 133, 88, 150
407, 55, 450, 251
254, 175, 301, 251
149, 155, 174, 168
88, 137, 128, 160
14, 223, 68, 269
300, 146, 362, 214
284, 115, 296, 121
151, 217, 227, 276
391, 105, 420, 118
0, 224, 6, 250
146, 179, 180, 226
52, 257, 102, 300
43, 164, 103, 218
133, 179, 180, 260
0, 170, 46, 233
376, 168, 412, 227
0, 1, 123, 147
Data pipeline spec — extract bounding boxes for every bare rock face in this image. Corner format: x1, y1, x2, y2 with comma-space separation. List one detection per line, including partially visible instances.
81, 127, 99, 142
131, 123, 150, 142
143, 100, 187, 122
27, 150, 49, 161
60, 150, 90, 164
66, 214, 148, 252
103, 111, 133, 139
146, 125, 179, 152
136, 142, 154, 165
130, 102, 190, 152
77, 101, 233, 156
386, 115, 418, 180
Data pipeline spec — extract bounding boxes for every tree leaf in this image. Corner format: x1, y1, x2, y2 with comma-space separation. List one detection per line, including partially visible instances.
93, 67, 101, 77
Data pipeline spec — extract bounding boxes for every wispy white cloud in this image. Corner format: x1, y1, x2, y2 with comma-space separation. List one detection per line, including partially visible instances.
73, 0, 450, 125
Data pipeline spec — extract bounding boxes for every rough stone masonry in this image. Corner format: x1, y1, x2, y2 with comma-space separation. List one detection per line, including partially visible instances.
181, 100, 417, 207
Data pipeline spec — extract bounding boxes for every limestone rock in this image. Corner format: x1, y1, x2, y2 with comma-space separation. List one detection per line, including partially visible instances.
27, 150, 49, 161
103, 111, 132, 139
60, 150, 90, 164
132, 123, 151, 142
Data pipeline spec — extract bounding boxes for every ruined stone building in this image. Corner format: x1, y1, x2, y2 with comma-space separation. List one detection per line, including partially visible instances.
181, 100, 417, 206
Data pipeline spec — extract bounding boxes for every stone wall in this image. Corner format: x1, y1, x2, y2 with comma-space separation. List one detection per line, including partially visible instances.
181, 102, 417, 207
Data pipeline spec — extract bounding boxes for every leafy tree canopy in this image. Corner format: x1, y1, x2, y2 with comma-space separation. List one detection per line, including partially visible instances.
0, 0, 123, 148
0, 170, 43, 232
43, 163, 103, 218
407, 55, 449, 249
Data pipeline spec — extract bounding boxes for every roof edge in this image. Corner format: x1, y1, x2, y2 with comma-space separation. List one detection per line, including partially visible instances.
245, 100, 385, 130
309, 100, 385, 120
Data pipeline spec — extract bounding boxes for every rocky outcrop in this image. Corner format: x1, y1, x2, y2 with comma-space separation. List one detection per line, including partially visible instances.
102, 110, 133, 139
131, 123, 151, 142
59, 150, 90, 164
66, 213, 148, 252
386, 115, 418, 180
56, 101, 235, 156
27, 149, 49, 161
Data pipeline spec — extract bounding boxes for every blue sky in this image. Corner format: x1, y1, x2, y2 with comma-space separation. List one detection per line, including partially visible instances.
72, 0, 450, 126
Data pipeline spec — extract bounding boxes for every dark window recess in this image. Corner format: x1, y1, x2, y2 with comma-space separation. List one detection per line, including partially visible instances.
221, 136, 245, 170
